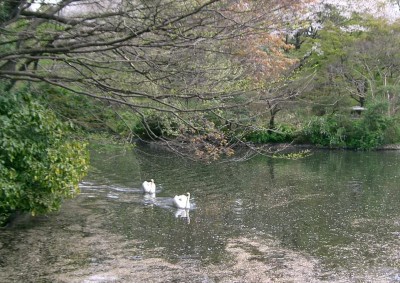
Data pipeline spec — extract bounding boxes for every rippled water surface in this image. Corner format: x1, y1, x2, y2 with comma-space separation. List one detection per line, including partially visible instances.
1, 145, 400, 282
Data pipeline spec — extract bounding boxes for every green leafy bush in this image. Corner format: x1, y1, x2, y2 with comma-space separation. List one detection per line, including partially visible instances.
133, 111, 187, 139
0, 89, 89, 225
301, 115, 346, 147
243, 124, 296, 144
301, 102, 400, 149
37, 84, 114, 132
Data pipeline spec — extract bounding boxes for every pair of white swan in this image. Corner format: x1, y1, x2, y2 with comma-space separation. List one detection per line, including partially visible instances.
142, 179, 191, 209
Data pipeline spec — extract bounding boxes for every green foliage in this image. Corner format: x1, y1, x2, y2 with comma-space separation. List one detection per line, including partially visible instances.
300, 102, 400, 149
132, 111, 211, 140
132, 111, 179, 139
301, 115, 347, 147
244, 124, 296, 143
288, 14, 400, 150
0, 88, 89, 225
0, 0, 19, 24
36, 84, 113, 132
35, 84, 143, 139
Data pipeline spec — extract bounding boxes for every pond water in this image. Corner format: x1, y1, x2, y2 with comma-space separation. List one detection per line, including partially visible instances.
1, 144, 400, 282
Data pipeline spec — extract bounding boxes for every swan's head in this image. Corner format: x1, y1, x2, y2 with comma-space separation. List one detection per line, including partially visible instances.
186, 192, 190, 199
151, 179, 154, 182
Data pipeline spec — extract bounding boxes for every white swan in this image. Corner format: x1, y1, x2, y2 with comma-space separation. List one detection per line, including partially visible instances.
173, 192, 191, 209
142, 179, 156, 194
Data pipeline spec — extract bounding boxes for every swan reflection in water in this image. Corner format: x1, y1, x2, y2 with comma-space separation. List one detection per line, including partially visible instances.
143, 193, 156, 207
175, 208, 190, 223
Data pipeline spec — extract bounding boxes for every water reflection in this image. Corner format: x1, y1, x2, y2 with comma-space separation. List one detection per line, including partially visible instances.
175, 209, 190, 223
1, 146, 400, 282
143, 193, 156, 207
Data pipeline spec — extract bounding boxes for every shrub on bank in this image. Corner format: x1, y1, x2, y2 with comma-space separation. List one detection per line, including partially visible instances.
300, 103, 400, 149
243, 124, 296, 143
0, 89, 88, 226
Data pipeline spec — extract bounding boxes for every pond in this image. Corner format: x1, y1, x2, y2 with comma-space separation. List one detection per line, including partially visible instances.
1, 144, 400, 282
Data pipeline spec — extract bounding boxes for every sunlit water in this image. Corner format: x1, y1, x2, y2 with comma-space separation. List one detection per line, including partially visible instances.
1, 144, 400, 282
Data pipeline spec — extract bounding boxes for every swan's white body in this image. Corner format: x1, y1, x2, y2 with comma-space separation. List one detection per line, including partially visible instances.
142, 179, 156, 194
173, 192, 191, 209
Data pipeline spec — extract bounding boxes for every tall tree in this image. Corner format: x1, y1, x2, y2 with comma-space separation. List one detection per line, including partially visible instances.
342, 20, 400, 115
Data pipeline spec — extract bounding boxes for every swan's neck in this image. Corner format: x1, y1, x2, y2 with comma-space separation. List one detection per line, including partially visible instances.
186, 193, 190, 208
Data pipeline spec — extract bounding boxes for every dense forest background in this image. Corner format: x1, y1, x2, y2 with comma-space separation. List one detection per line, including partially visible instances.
2, 0, 400, 223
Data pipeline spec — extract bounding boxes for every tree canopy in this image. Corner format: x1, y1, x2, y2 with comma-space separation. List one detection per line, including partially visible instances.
0, 0, 305, 108
1, 0, 314, 159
